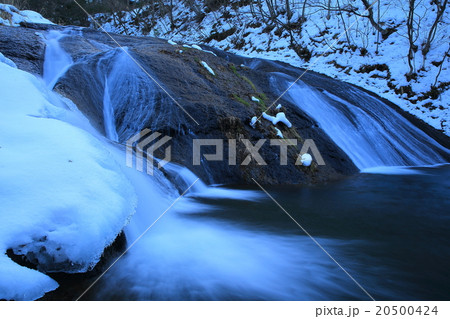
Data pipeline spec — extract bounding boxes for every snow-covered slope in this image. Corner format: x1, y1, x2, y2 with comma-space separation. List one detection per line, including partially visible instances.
0, 3, 53, 26
0, 59, 136, 300
95, 0, 450, 135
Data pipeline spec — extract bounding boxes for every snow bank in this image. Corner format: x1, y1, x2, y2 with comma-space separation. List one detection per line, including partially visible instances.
0, 52, 16, 68
0, 4, 53, 26
0, 61, 136, 300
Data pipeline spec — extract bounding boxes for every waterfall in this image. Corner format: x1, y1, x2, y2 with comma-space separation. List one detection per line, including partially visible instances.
102, 77, 119, 142
43, 30, 73, 90
271, 74, 449, 170
94, 48, 174, 142
163, 162, 262, 200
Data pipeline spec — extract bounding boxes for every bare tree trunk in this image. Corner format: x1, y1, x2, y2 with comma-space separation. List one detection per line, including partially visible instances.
360, 0, 394, 39
376, 0, 380, 54
285, 0, 292, 20
336, 0, 351, 45
266, 0, 277, 22
301, 0, 308, 22
185, 0, 203, 21
421, 0, 448, 68
326, 0, 332, 20
406, 0, 417, 80
433, 43, 450, 87
168, 0, 175, 29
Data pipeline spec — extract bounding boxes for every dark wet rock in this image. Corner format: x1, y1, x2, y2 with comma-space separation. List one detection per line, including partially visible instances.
0, 24, 46, 74
51, 27, 358, 185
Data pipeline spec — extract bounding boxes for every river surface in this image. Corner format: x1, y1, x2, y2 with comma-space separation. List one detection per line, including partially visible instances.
85, 165, 450, 301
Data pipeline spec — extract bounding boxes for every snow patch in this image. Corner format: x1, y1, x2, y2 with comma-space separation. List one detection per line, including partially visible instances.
201, 61, 215, 76
262, 112, 292, 128
0, 61, 136, 300
0, 4, 54, 26
300, 154, 313, 167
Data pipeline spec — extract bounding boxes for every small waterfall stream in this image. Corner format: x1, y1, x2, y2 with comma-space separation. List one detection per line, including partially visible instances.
102, 77, 119, 142
270, 74, 449, 170
43, 30, 73, 89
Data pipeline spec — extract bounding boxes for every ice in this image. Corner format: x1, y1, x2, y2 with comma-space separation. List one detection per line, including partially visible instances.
0, 61, 136, 300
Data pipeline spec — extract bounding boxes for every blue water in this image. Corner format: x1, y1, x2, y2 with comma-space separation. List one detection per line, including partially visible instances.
85, 165, 450, 301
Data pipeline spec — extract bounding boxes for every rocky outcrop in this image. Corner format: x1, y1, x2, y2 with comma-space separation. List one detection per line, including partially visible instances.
7, 23, 447, 186
0, 24, 47, 74
53, 25, 358, 184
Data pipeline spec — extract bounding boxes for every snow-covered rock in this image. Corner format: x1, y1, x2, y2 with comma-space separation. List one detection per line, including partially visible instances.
192, 44, 202, 51
300, 154, 313, 167
262, 112, 292, 128
251, 96, 260, 103
167, 39, 177, 45
0, 60, 136, 300
250, 116, 257, 128
0, 4, 53, 26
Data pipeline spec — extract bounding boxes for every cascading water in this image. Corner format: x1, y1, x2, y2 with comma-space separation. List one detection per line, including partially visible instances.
163, 162, 262, 200
95, 47, 175, 142
43, 30, 73, 90
270, 73, 449, 170
102, 76, 119, 142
